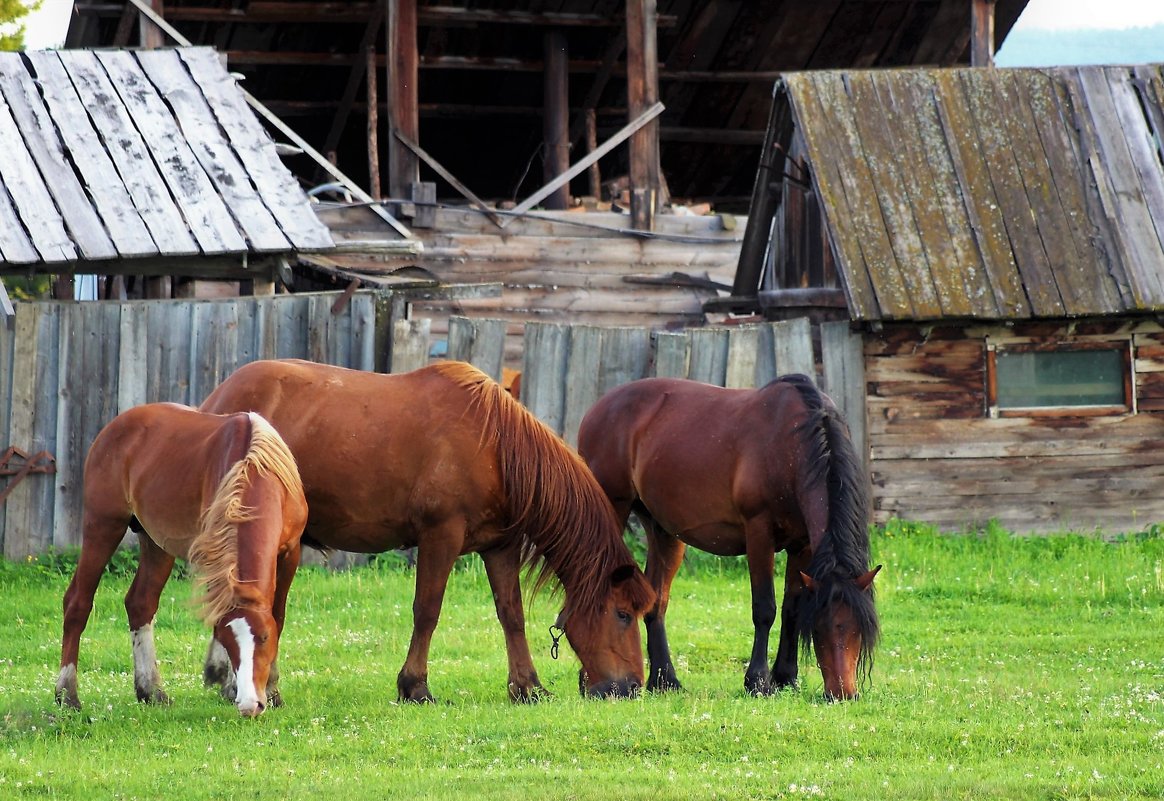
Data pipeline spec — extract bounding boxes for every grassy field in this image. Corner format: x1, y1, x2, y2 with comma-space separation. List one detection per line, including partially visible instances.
1, 523, 1162, 800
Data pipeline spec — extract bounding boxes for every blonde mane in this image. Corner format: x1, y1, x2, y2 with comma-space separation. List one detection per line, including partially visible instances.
188, 413, 304, 625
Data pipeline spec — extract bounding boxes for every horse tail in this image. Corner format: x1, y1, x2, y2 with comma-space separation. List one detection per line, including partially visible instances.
188, 413, 304, 625
780, 374, 880, 679
432, 362, 654, 619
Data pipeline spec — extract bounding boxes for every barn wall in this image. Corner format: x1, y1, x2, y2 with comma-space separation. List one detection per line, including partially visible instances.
867, 319, 1164, 534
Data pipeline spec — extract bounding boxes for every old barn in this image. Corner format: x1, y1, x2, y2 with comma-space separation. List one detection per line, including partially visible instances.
730, 64, 1164, 533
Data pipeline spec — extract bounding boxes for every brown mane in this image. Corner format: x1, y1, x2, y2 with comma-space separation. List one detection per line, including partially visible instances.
430, 361, 650, 618
188, 413, 304, 625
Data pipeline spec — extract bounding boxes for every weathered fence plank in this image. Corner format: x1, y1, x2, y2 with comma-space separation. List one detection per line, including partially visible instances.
772, 316, 816, 380
522, 322, 569, 431
821, 320, 867, 465
653, 331, 689, 378
726, 325, 762, 388
448, 316, 507, 380
687, 327, 729, 385
391, 317, 431, 373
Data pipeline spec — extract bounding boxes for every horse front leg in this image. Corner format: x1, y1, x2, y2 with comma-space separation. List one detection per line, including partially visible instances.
643, 515, 685, 693
481, 543, 548, 702
397, 520, 464, 703
263, 541, 301, 708
57, 517, 127, 710
743, 520, 777, 696
771, 548, 811, 691
123, 534, 176, 705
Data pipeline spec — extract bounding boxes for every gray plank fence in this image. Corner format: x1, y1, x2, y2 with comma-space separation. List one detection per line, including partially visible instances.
1, 296, 865, 560
0, 291, 379, 560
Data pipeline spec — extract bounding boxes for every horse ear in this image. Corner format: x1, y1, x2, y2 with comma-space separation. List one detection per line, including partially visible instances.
799, 571, 816, 590
856, 565, 882, 591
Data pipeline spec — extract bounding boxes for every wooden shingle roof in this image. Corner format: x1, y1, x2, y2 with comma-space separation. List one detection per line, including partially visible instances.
0, 46, 333, 270
783, 64, 1164, 321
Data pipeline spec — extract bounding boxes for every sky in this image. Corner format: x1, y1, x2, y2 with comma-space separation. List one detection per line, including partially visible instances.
15, 0, 1164, 50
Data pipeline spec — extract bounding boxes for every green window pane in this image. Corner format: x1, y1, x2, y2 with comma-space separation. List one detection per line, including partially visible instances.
996, 349, 1124, 408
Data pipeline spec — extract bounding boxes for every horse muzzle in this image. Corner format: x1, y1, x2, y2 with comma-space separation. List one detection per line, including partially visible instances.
237, 699, 266, 718
579, 671, 642, 699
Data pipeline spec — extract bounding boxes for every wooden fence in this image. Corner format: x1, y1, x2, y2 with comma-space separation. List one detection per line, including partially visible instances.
0, 292, 864, 559
0, 291, 380, 560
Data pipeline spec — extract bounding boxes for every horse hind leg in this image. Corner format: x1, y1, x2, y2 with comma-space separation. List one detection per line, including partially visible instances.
397, 519, 464, 703
482, 543, 548, 702
641, 511, 685, 693
124, 534, 176, 704
57, 515, 128, 710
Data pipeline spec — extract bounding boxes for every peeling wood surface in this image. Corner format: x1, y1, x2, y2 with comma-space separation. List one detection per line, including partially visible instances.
0, 47, 332, 269
866, 321, 1164, 533
784, 65, 1164, 320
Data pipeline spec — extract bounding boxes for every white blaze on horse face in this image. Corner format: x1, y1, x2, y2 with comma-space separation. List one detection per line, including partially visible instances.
226, 617, 261, 715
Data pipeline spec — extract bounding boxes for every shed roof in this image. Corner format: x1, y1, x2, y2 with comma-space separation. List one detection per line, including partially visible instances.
0, 46, 333, 270
783, 64, 1164, 322
66, 1, 1028, 208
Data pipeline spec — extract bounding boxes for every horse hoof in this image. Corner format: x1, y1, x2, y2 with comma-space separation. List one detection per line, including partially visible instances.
56, 691, 81, 711
509, 683, 552, 703
745, 675, 774, 697
266, 689, 284, 708
647, 672, 683, 693
398, 677, 435, 704
137, 689, 172, 705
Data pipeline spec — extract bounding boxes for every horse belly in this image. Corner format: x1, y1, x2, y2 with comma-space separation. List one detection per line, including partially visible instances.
670, 521, 746, 557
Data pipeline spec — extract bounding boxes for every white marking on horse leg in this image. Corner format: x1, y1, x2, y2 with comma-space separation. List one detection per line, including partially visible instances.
55, 663, 79, 708
226, 618, 261, 716
131, 622, 164, 701
204, 636, 235, 690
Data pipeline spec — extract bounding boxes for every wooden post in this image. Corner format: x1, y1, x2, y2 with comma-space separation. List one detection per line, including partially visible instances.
140, 0, 164, 48
543, 30, 571, 211
585, 109, 601, 200
625, 0, 660, 231
366, 44, 381, 200
387, 0, 420, 201
971, 0, 996, 68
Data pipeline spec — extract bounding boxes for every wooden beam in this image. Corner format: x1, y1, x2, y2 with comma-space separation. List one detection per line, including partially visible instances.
321, 3, 385, 160
392, 130, 505, 227
141, 0, 165, 48
626, 0, 661, 230
971, 0, 996, 67
543, 30, 570, 211
499, 101, 664, 228
387, 0, 420, 201
158, 3, 678, 27
366, 44, 381, 200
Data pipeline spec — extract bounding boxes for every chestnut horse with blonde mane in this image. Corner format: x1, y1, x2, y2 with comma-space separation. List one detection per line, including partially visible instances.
200, 359, 655, 701
56, 403, 307, 717
579, 374, 881, 701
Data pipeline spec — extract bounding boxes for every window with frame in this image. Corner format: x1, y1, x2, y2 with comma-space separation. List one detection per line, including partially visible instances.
986, 341, 1132, 417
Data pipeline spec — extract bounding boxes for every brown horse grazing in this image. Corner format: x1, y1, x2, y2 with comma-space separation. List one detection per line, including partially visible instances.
56, 404, 307, 717
199, 359, 655, 701
578, 374, 881, 701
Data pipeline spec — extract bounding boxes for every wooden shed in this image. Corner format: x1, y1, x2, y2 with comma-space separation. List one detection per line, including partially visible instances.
0, 46, 333, 305
732, 64, 1164, 534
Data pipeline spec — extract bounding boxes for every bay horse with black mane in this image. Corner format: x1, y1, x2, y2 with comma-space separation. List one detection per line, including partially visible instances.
56, 403, 307, 717
578, 374, 881, 701
199, 359, 655, 701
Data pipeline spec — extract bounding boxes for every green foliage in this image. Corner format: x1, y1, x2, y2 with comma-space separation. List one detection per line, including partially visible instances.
1, 525, 1162, 800
1, 274, 51, 300
0, 1, 38, 51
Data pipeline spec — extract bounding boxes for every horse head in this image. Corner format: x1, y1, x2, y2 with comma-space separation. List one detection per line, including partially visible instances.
557, 564, 655, 698
799, 565, 881, 701
212, 606, 279, 717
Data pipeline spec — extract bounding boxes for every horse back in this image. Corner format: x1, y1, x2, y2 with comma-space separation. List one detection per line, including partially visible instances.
579, 378, 818, 546
84, 403, 258, 554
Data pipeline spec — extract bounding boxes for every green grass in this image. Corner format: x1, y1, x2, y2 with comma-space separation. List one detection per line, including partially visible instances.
1, 524, 1162, 800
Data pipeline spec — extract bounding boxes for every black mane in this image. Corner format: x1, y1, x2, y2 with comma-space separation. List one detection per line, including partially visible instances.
777, 374, 881, 686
